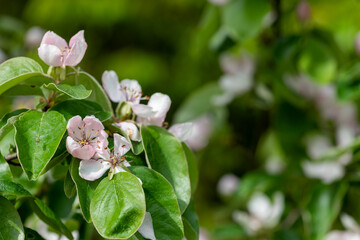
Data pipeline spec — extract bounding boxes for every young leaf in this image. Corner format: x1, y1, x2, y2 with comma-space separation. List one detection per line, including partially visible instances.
43, 83, 92, 100
182, 143, 198, 194
63, 71, 113, 113
64, 170, 76, 199
14, 110, 67, 180
182, 199, 199, 240
0, 196, 25, 240
141, 125, 191, 213
69, 158, 102, 222
130, 166, 184, 240
90, 172, 146, 239
50, 99, 112, 122
0, 180, 32, 200
30, 198, 73, 240
0, 57, 51, 95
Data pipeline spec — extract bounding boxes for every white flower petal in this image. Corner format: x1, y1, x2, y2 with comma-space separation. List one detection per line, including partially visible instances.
131, 103, 156, 118
341, 213, 360, 233
38, 44, 63, 66
168, 122, 193, 142
79, 159, 110, 181
302, 161, 345, 184
138, 212, 156, 240
102, 71, 122, 102
114, 133, 131, 157
147, 93, 171, 126
115, 122, 141, 142
119, 79, 142, 104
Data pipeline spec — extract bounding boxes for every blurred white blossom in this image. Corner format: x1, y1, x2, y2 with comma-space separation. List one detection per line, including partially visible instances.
186, 115, 213, 151
325, 214, 360, 240
233, 192, 284, 235
207, 0, 229, 6
25, 26, 45, 49
0, 48, 7, 63
217, 173, 240, 196
265, 156, 285, 175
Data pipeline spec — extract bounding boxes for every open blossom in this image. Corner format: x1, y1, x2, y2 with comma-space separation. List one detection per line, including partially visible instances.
113, 121, 141, 142
38, 30, 87, 67
233, 192, 284, 235
132, 93, 171, 126
186, 115, 213, 151
25, 26, 45, 49
79, 133, 131, 181
168, 122, 192, 142
325, 214, 360, 240
102, 70, 143, 103
66, 116, 108, 161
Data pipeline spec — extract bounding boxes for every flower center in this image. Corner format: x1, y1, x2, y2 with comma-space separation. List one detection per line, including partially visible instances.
78, 139, 89, 146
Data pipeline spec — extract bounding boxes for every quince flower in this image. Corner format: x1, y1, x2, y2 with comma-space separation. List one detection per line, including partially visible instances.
325, 214, 360, 240
132, 93, 171, 127
66, 116, 108, 161
102, 70, 143, 104
38, 30, 87, 67
78, 133, 131, 181
113, 121, 141, 142
233, 192, 284, 235
168, 122, 193, 142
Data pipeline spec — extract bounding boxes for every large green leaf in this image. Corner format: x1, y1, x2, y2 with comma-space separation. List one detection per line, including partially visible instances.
44, 83, 92, 100
64, 170, 76, 199
70, 158, 103, 222
307, 183, 348, 240
0, 196, 25, 240
141, 125, 191, 213
0, 154, 12, 181
50, 99, 112, 122
90, 172, 146, 239
30, 198, 73, 240
222, 0, 270, 41
182, 143, 198, 194
63, 71, 113, 113
130, 166, 184, 240
0, 57, 51, 95
182, 198, 199, 240
0, 180, 32, 200
14, 110, 67, 180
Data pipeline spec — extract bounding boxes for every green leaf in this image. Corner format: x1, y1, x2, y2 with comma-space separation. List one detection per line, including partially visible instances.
90, 172, 146, 239
14, 110, 67, 180
141, 125, 191, 213
0, 196, 25, 240
182, 199, 199, 240
307, 183, 348, 240
0, 109, 27, 129
63, 71, 113, 113
130, 166, 184, 240
43, 83, 92, 100
0, 180, 32, 200
0, 57, 51, 95
222, 0, 270, 41
182, 143, 198, 194
24, 227, 45, 240
64, 170, 76, 199
0, 154, 13, 181
70, 158, 102, 222
50, 100, 112, 122
30, 198, 73, 240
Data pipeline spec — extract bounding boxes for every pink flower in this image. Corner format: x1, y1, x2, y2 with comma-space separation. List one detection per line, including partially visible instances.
78, 134, 131, 181
38, 30, 87, 67
186, 115, 213, 151
132, 93, 171, 126
102, 70, 143, 103
66, 116, 108, 160
168, 122, 192, 142
113, 121, 141, 142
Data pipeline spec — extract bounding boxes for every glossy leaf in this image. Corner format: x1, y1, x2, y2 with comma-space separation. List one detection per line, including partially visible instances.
63, 71, 113, 113
14, 110, 67, 180
0, 196, 25, 240
50, 99, 112, 122
70, 158, 102, 222
0, 180, 32, 200
64, 170, 76, 199
0, 57, 50, 95
131, 166, 184, 240
90, 172, 146, 239
141, 125, 191, 213
182, 199, 199, 240
24, 227, 45, 240
182, 143, 198, 194
44, 83, 92, 99
30, 198, 73, 240
0, 154, 12, 181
